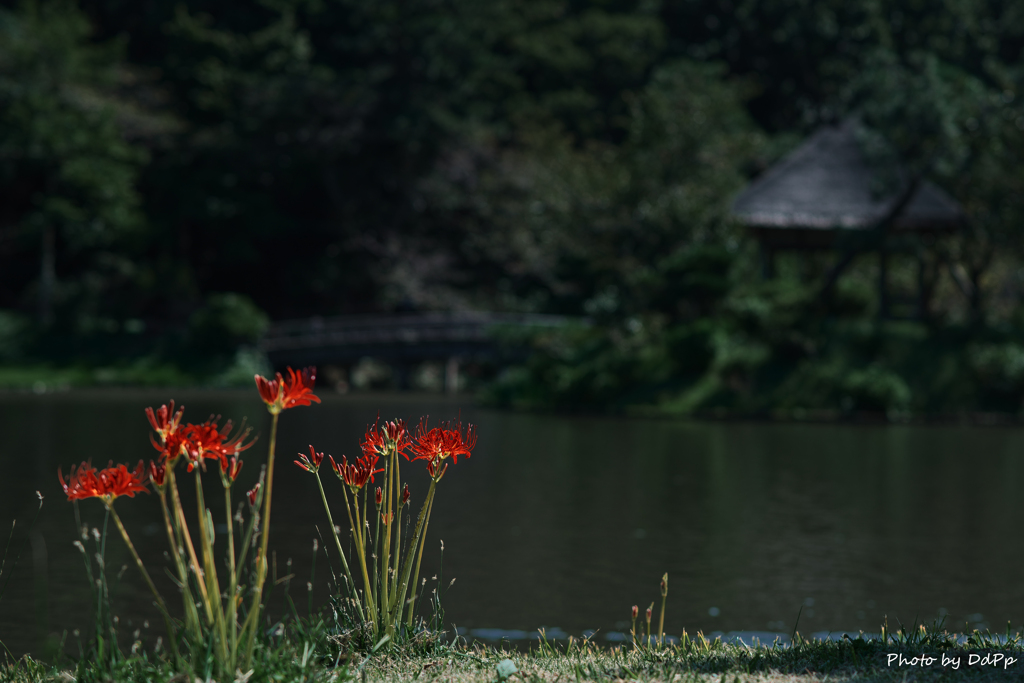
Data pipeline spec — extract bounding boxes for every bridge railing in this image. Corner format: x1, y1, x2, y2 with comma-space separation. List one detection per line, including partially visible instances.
260, 311, 580, 354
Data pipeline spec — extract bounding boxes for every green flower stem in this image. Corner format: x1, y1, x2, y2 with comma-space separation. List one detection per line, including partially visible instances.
194, 467, 228, 661
158, 488, 201, 640
388, 452, 403, 614
168, 467, 213, 624
224, 485, 238, 665
340, 484, 375, 629
107, 504, 181, 664
361, 483, 369, 549
657, 574, 668, 646
380, 452, 394, 617
245, 411, 279, 665
314, 472, 364, 621
372, 488, 381, 620
405, 487, 435, 628
98, 508, 110, 665
389, 478, 437, 634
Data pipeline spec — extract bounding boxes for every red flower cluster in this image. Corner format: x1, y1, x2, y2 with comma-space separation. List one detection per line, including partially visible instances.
295, 445, 325, 473
152, 414, 254, 473
59, 461, 149, 502
255, 367, 320, 415
360, 418, 411, 459
409, 418, 477, 465
145, 401, 183, 442
329, 453, 384, 491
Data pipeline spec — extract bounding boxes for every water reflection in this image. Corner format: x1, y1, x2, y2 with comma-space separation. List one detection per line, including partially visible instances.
1, 390, 1023, 657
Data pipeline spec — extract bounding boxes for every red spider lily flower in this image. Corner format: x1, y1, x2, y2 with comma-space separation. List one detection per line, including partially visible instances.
59, 461, 149, 503
401, 483, 410, 506
375, 486, 382, 506
361, 428, 386, 458
329, 453, 384, 492
155, 428, 188, 465
247, 482, 261, 508
409, 418, 477, 466
221, 455, 243, 482
255, 367, 320, 415
360, 417, 412, 459
146, 401, 184, 442
149, 462, 167, 489
180, 417, 255, 472
295, 445, 325, 473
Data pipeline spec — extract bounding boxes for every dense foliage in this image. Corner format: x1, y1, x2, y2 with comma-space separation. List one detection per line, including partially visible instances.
1, 0, 1023, 414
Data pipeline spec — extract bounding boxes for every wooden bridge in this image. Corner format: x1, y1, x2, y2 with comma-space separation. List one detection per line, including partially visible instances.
259, 311, 578, 391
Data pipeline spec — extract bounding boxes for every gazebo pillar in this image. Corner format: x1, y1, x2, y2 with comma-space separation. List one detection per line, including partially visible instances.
760, 243, 776, 280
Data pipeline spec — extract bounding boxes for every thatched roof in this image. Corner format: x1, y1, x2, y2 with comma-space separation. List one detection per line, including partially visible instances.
733, 120, 963, 231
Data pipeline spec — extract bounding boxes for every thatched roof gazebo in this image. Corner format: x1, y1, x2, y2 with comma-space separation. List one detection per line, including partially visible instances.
732, 119, 964, 318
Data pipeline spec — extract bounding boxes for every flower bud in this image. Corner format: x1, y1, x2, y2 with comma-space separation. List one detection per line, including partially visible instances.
224, 456, 243, 482
632, 605, 638, 620
247, 482, 261, 507
660, 573, 668, 597
402, 483, 410, 505
375, 486, 383, 506
645, 605, 652, 624
149, 462, 167, 488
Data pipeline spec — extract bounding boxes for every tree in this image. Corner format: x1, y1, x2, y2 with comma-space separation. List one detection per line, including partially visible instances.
0, 0, 143, 330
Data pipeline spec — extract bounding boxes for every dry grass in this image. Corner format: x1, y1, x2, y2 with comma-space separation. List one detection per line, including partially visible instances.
3, 627, 1023, 682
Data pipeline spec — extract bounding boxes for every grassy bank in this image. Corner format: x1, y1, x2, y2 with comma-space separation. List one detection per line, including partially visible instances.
0, 348, 270, 392
3, 628, 1022, 682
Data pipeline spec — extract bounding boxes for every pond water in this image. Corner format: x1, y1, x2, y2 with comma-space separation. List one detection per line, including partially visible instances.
2, 389, 1024, 657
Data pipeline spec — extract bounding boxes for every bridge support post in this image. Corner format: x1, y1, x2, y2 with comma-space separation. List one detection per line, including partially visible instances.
445, 357, 460, 394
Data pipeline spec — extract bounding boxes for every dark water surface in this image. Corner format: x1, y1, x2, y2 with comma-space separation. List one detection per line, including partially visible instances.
2, 389, 1024, 657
